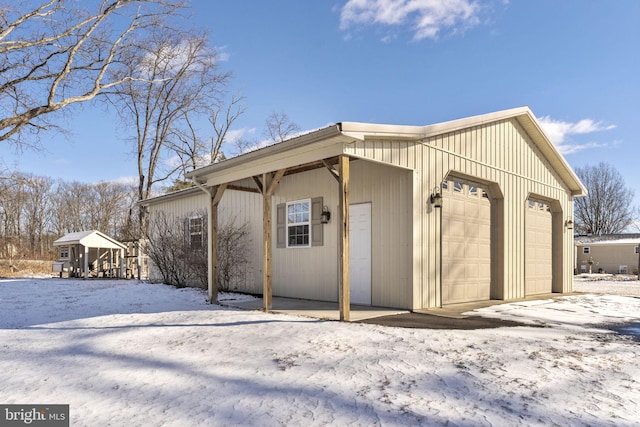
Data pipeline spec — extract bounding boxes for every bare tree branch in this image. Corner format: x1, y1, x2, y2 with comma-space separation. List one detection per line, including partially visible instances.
574, 162, 636, 234
264, 111, 300, 144
209, 93, 246, 163
107, 27, 230, 232
0, 0, 185, 144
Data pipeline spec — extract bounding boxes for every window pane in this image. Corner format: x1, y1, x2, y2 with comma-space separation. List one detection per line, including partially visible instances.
288, 224, 309, 246
286, 200, 311, 247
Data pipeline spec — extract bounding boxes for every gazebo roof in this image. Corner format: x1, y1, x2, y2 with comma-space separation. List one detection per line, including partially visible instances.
53, 230, 126, 250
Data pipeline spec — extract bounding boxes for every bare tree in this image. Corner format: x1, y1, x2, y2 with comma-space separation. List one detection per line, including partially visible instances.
145, 210, 206, 288
209, 93, 247, 163
574, 162, 636, 234
108, 28, 229, 231
264, 111, 300, 144
164, 93, 246, 193
0, 0, 184, 144
50, 181, 92, 233
0, 172, 26, 258
217, 215, 251, 292
22, 174, 54, 257
146, 209, 252, 295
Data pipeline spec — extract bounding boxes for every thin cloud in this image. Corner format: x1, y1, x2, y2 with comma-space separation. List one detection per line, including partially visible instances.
538, 115, 616, 155
215, 45, 230, 62
225, 127, 256, 143
110, 176, 137, 186
339, 0, 482, 41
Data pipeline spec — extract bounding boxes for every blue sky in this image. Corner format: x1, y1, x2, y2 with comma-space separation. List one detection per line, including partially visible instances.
2, 1, 639, 200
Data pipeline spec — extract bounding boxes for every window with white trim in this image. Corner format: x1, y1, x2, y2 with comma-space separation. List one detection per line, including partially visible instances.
635, 246, 639, 254
286, 199, 311, 247
583, 247, 590, 254
189, 216, 203, 249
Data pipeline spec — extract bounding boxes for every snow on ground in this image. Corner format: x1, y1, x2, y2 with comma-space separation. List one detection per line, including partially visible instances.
1, 277, 639, 426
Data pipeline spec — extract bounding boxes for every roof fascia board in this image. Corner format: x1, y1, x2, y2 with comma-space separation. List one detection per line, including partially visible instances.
90, 231, 126, 249
200, 140, 349, 187
186, 125, 345, 180
339, 107, 531, 141
138, 187, 205, 207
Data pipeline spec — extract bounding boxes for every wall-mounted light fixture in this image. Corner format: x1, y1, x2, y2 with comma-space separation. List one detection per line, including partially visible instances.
565, 218, 574, 230
321, 206, 331, 224
430, 187, 442, 208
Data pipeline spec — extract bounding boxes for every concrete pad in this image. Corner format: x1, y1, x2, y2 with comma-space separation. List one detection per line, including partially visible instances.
221, 296, 409, 321
414, 293, 581, 319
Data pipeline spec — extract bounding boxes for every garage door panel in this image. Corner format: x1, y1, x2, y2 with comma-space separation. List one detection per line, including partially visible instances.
465, 243, 479, 258
525, 200, 552, 296
442, 181, 492, 305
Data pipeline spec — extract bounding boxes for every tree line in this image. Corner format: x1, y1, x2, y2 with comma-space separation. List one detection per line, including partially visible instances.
1, 1, 302, 239
3, 1, 635, 251
0, 173, 137, 259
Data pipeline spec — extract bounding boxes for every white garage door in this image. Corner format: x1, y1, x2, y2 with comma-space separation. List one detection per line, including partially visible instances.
525, 199, 553, 295
442, 181, 491, 305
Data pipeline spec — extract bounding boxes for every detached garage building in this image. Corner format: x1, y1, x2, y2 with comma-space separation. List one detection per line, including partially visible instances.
141, 107, 586, 319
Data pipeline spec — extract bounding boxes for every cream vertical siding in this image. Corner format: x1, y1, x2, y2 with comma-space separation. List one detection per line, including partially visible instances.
346, 118, 576, 309
271, 162, 412, 307
348, 161, 413, 308
146, 188, 263, 292
146, 113, 579, 311
272, 168, 338, 301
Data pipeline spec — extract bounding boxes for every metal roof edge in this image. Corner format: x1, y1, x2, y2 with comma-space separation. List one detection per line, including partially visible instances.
138, 186, 204, 207
514, 109, 588, 196
174, 107, 585, 197
185, 124, 344, 180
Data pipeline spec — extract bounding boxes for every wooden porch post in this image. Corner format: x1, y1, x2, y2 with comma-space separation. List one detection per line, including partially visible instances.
338, 155, 351, 321
83, 246, 89, 279
261, 169, 286, 312
209, 184, 227, 304
120, 248, 124, 278
263, 174, 273, 311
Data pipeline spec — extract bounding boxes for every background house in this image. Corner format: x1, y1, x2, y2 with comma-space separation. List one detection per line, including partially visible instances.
575, 234, 640, 274
141, 106, 586, 317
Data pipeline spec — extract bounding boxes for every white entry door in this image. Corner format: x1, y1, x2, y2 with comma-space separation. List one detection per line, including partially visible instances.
349, 203, 372, 305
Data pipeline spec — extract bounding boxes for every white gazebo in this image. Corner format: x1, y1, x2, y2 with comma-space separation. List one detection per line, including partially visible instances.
53, 230, 126, 279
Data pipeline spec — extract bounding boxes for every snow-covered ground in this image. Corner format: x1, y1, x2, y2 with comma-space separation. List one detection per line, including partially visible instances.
1, 277, 639, 426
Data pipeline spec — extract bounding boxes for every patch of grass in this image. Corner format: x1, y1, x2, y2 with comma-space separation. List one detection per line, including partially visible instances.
0, 259, 52, 277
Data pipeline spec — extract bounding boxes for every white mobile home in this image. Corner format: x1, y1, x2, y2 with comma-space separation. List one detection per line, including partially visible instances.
141, 107, 586, 320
